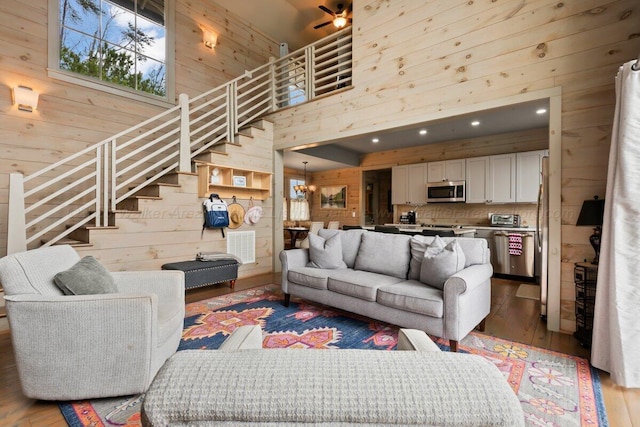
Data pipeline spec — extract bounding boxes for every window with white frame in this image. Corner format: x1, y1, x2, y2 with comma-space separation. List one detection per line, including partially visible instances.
288, 178, 309, 221
49, 0, 174, 103
289, 178, 306, 200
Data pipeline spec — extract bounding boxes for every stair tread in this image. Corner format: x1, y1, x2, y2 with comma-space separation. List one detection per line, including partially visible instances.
244, 121, 265, 131
49, 238, 93, 247
237, 130, 254, 138
129, 195, 162, 200
0, 306, 6, 319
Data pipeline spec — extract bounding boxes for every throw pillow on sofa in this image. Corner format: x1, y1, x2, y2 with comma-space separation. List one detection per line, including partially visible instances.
53, 256, 117, 295
408, 235, 446, 280
419, 240, 466, 289
307, 233, 347, 269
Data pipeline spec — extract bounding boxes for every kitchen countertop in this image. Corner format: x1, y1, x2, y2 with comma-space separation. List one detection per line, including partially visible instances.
363, 224, 476, 235
461, 226, 536, 232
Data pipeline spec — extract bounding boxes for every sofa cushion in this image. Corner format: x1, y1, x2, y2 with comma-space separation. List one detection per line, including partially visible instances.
447, 237, 489, 266
327, 270, 404, 301
53, 256, 117, 295
408, 236, 445, 280
410, 236, 488, 278
318, 229, 367, 268
420, 240, 466, 290
354, 232, 411, 279
377, 280, 444, 317
307, 233, 347, 269
288, 267, 333, 290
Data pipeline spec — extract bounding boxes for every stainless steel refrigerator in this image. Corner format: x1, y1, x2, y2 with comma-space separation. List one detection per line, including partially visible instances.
536, 156, 549, 319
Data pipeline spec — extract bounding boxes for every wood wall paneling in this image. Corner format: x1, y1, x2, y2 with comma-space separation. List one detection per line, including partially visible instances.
267, 0, 640, 334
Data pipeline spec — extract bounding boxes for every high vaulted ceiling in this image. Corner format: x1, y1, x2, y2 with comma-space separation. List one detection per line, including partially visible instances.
212, 1, 549, 172
212, 0, 344, 51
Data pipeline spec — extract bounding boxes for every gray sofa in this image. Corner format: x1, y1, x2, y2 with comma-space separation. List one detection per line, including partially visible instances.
280, 229, 493, 351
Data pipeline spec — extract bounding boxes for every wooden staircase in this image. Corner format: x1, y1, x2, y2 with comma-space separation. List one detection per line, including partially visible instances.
49, 120, 274, 277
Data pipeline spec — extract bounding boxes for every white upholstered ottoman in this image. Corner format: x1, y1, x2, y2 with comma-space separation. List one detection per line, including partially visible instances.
141, 327, 524, 426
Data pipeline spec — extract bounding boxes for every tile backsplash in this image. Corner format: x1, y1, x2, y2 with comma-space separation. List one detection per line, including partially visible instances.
397, 203, 538, 227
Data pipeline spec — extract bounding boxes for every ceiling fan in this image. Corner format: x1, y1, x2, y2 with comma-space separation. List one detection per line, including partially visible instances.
314, 3, 352, 30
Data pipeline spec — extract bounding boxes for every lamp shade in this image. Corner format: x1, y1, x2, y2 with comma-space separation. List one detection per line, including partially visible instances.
576, 197, 605, 226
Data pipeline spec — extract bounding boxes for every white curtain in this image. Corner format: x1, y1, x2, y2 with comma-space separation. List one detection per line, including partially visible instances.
282, 198, 288, 221
289, 199, 309, 221
591, 59, 640, 388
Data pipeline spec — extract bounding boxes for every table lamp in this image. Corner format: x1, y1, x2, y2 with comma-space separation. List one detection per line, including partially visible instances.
576, 196, 605, 264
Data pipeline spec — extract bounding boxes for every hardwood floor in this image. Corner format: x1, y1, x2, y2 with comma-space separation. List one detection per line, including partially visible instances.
0, 274, 637, 426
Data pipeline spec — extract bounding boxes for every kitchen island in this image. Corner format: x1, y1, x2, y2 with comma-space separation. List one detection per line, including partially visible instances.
363, 224, 476, 237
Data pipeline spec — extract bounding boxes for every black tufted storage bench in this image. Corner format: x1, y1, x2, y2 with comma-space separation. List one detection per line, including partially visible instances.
161, 259, 239, 290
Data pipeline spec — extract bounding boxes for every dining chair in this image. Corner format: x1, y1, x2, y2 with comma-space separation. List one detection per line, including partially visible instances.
327, 221, 340, 230
296, 221, 325, 248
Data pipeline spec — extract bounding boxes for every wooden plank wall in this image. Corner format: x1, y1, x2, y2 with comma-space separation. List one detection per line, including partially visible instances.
0, 1, 279, 273
268, 0, 640, 333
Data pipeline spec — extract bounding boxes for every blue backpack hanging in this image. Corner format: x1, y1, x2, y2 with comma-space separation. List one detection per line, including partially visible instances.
202, 193, 229, 238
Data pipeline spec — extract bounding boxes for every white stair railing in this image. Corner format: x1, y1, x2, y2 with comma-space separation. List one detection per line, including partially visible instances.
6, 28, 352, 254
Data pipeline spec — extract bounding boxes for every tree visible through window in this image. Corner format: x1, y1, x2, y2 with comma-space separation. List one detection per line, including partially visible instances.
58, 0, 166, 97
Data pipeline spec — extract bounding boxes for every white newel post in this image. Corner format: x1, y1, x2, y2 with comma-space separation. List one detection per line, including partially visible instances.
7, 173, 27, 254
305, 46, 315, 101
269, 57, 277, 111
178, 93, 191, 173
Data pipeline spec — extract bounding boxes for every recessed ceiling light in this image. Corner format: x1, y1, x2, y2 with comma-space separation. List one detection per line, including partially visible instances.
372, 138, 379, 143
471, 120, 480, 126
536, 108, 547, 115
419, 129, 427, 135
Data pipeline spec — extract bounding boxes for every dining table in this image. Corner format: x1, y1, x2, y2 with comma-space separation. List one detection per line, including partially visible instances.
284, 227, 309, 248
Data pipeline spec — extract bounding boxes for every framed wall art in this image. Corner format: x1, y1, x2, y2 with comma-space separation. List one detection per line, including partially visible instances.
320, 185, 347, 209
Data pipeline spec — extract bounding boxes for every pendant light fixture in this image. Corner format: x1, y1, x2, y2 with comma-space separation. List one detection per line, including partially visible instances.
294, 161, 316, 195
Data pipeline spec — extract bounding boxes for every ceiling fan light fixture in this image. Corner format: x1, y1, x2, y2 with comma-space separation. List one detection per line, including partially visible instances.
333, 14, 347, 28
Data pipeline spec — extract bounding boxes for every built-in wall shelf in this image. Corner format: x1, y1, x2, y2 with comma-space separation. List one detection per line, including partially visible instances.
195, 161, 272, 200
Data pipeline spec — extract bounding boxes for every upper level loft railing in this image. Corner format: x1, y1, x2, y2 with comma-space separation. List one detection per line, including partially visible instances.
7, 28, 353, 254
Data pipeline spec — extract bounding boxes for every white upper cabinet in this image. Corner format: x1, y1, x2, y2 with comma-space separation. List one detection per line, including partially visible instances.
427, 159, 466, 183
516, 150, 548, 203
489, 154, 516, 203
392, 163, 427, 205
408, 163, 428, 205
465, 154, 516, 203
391, 165, 409, 205
465, 156, 491, 203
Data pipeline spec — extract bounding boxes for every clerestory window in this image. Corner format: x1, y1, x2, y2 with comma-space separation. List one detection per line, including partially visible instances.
49, 0, 174, 105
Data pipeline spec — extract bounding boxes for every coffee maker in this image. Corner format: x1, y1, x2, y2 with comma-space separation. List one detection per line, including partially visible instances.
400, 211, 417, 224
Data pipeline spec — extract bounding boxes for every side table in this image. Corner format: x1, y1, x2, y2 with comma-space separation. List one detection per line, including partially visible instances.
573, 262, 598, 347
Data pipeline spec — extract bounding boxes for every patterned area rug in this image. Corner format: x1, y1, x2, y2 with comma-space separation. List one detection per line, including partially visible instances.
60, 284, 608, 426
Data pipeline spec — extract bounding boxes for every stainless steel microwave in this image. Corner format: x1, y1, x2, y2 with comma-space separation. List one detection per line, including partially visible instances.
426, 180, 466, 203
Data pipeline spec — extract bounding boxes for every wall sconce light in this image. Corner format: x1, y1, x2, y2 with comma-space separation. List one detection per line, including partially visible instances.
12, 86, 39, 112
203, 30, 217, 49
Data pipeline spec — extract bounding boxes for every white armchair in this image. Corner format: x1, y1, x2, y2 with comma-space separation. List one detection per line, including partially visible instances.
0, 245, 185, 401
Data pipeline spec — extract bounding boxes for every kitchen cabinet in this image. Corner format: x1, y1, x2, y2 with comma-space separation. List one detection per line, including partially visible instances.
465, 157, 490, 203
465, 154, 516, 203
516, 150, 547, 203
391, 163, 427, 205
427, 159, 466, 183
490, 154, 516, 203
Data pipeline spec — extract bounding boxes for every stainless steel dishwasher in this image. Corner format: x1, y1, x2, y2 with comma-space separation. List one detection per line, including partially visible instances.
492, 230, 535, 277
